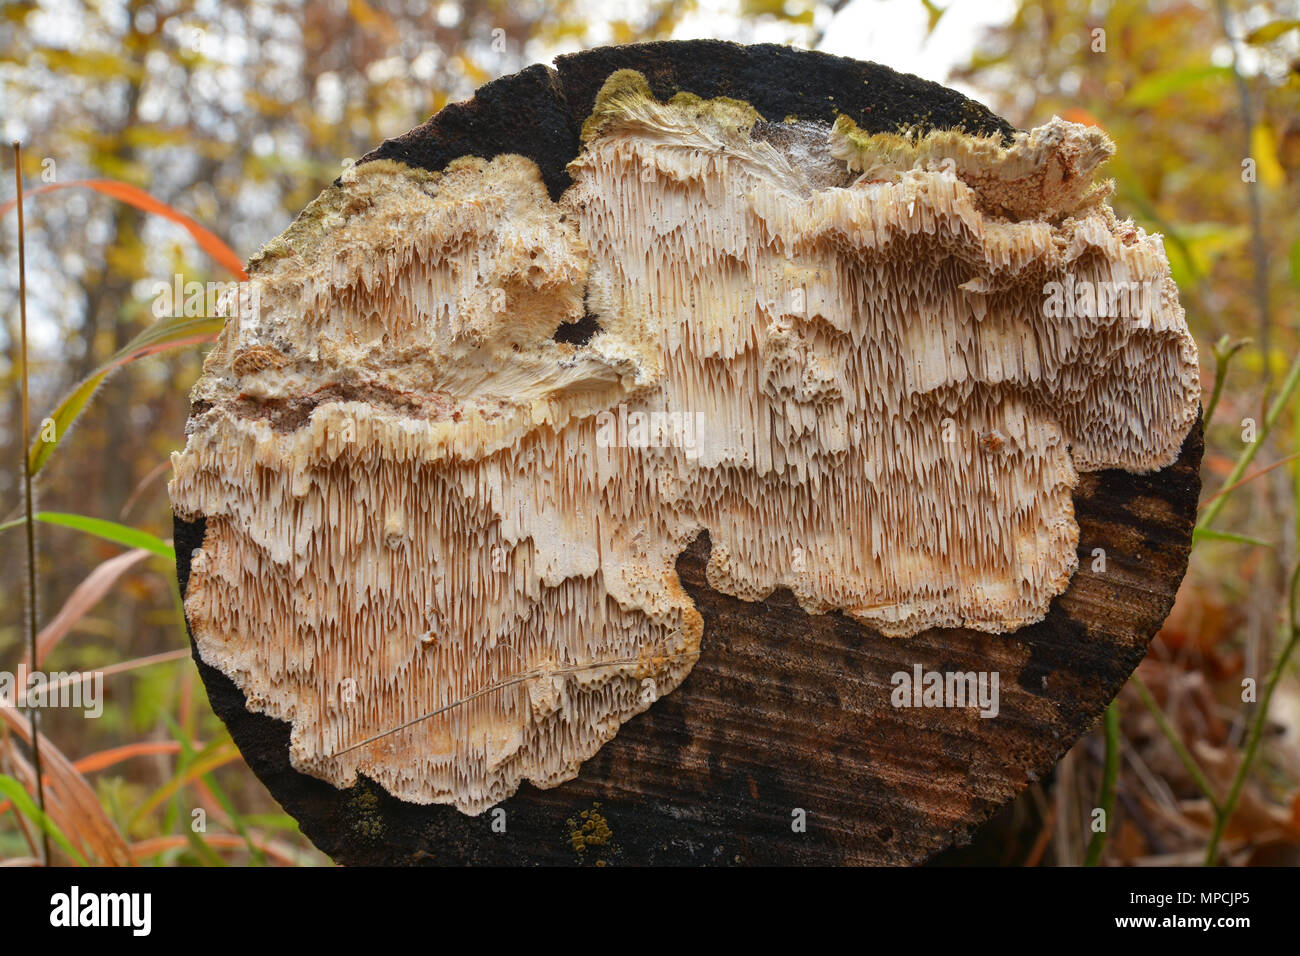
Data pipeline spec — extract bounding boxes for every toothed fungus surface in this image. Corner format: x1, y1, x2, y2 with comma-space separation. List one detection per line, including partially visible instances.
170, 70, 1200, 813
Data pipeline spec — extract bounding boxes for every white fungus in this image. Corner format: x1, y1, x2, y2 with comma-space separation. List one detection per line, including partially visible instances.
170, 71, 1199, 813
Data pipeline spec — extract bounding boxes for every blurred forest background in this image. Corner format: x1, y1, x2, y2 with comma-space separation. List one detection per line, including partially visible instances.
1, 0, 1298, 866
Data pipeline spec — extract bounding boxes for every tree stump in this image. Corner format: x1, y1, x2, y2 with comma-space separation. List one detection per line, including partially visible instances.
173, 41, 1202, 865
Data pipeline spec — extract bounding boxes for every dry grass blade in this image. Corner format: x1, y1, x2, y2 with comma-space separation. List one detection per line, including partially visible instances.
21, 548, 151, 670
39, 650, 190, 694
120, 458, 173, 520
0, 703, 131, 865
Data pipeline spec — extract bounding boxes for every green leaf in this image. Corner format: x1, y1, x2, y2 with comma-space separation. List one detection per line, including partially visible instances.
238, 813, 303, 832
740, 0, 813, 24
919, 0, 947, 37
0, 512, 175, 560
0, 774, 89, 866
1124, 65, 1233, 108
28, 314, 223, 476
1192, 527, 1272, 548
1290, 239, 1300, 289
1161, 221, 1249, 288
1246, 19, 1300, 44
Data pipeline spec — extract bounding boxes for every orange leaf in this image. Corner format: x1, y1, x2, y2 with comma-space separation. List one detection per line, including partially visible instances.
1061, 107, 1103, 130
73, 741, 183, 775
1, 179, 246, 279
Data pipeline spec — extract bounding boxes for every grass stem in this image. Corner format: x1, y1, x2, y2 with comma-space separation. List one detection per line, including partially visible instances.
1205, 560, 1300, 864
11, 141, 49, 866
1199, 346, 1300, 532
1084, 701, 1121, 866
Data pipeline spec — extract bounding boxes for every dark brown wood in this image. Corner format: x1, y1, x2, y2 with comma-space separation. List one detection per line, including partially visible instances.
174, 41, 1202, 866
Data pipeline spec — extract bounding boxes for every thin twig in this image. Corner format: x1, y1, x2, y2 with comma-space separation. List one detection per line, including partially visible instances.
11, 141, 48, 866
333, 652, 693, 756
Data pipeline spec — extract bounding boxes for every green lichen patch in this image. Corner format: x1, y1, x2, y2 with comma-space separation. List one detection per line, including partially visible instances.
580, 68, 761, 144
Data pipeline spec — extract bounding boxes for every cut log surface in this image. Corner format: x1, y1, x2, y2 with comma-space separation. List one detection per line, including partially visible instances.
174, 41, 1203, 865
